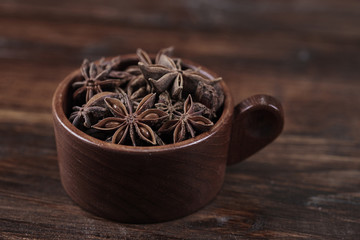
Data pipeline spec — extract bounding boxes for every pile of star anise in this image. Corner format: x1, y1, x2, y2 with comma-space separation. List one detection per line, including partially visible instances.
68, 47, 224, 146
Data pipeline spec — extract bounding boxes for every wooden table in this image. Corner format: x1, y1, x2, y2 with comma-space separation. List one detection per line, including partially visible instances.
1, 1, 359, 239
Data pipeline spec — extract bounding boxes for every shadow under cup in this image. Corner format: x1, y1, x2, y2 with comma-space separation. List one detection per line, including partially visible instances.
52, 55, 235, 223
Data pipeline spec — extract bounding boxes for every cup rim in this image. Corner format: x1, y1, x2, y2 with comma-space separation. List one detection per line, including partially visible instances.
52, 54, 234, 153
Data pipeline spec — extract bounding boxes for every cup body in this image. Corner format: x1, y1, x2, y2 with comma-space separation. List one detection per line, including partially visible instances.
52, 55, 234, 223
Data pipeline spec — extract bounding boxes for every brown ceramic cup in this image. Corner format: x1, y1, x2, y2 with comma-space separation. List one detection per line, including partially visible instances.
52, 54, 284, 223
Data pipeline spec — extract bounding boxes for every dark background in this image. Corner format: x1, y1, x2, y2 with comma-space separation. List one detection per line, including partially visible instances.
0, 1, 360, 239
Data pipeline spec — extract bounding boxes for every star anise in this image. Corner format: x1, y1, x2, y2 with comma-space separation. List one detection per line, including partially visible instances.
124, 65, 142, 76
72, 59, 126, 102
138, 54, 182, 99
158, 94, 214, 143
69, 91, 123, 128
126, 75, 152, 103
155, 46, 174, 64
137, 48, 152, 66
92, 93, 168, 146
68, 47, 225, 146
139, 51, 222, 101
155, 91, 183, 120
137, 47, 184, 98
69, 105, 107, 128
193, 101, 216, 120
194, 80, 224, 113
97, 56, 121, 71
137, 46, 174, 66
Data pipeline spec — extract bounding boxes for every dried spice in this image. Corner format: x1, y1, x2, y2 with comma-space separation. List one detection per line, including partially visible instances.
92, 93, 168, 146
98, 56, 121, 71
69, 92, 121, 128
126, 75, 152, 102
193, 101, 216, 120
141, 54, 184, 99
73, 59, 127, 103
158, 95, 213, 143
69, 105, 107, 128
155, 91, 183, 120
68, 47, 225, 146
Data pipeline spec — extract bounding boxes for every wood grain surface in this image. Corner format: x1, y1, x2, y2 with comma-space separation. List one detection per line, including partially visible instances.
1, 0, 360, 239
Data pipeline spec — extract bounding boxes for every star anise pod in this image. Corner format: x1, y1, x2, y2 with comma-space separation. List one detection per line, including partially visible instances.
137, 48, 152, 66
97, 56, 121, 71
158, 94, 214, 143
69, 92, 110, 128
155, 91, 183, 120
155, 46, 174, 64
138, 54, 183, 99
137, 46, 174, 66
194, 80, 224, 113
107, 70, 134, 81
97, 55, 138, 81
92, 93, 168, 146
124, 65, 142, 76
69, 105, 107, 129
98, 56, 137, 90
139, 52, 222, 101
179, 66, 223, 112
69, 91, 124, 128
126, 75, 152, 103
69, 47, 225, 146
193, 101, 216, 120
72, 59, 126, 102
137, 47, 184, 99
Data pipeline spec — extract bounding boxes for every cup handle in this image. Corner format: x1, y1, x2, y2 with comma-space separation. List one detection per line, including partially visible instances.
227, 94, 284, 165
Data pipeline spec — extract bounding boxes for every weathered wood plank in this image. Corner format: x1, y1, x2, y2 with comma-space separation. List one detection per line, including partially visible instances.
1, 0, 360, 36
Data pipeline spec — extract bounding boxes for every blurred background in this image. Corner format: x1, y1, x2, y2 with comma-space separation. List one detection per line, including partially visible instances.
1, 0, 359, 138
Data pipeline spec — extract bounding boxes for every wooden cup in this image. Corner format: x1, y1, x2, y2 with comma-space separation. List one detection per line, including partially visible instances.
52, 55, 284, 223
